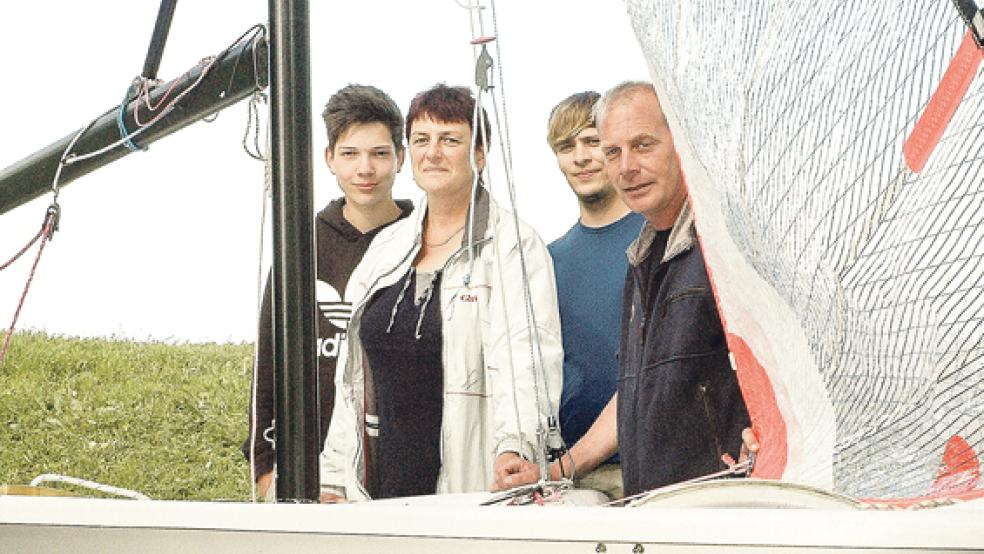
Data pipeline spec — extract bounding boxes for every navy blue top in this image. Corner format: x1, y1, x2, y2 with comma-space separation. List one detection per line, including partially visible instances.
548, 211, 644, 461
360, 269, 444, 499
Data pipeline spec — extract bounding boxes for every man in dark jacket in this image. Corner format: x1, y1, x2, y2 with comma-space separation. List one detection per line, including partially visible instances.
242, 84, 413, 501
496, 81, 757, 497
599, 81, 756, 496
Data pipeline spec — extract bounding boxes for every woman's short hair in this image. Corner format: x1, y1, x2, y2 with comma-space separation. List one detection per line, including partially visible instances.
546, 91, 600, 152
406, 84, 492, 150
321, 84, 404, 153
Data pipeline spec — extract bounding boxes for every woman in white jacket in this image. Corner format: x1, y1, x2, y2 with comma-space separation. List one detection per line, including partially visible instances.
320, 84, 563, 501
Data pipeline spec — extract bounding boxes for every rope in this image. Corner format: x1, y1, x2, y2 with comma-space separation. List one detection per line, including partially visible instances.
137, 76, 176, 117
0, 211, 57, 364
464, 0, 562, 478
66, 56, 219, 165
117, 79, 146, 151
0, 222, 46, 272
479, 478, 573, 506
459, 0, 534, 463
0, 110, 87, 364
0, 96, 102, 363
498, 0, 564, 469
609, 457, 755, 507
487, 0, 555, 420
67, 24, 266, 167
243, 91, 267, 160
466, 77, 484, 277
30, 473, 151, 500
248, 90, 272, 503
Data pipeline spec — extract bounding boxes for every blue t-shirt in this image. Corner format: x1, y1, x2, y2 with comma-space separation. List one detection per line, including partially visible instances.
548, 211, 644, 461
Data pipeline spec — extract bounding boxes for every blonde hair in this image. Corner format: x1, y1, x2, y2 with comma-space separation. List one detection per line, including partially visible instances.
546, 91, 600, 151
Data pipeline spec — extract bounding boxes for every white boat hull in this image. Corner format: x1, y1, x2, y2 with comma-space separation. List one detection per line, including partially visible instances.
3, 485, 983, 553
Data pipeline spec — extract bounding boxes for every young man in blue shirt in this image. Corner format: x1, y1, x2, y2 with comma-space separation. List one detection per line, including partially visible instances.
542, 91, 644, 499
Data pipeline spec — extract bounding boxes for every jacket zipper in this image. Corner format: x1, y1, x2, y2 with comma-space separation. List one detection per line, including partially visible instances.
698, 383, 724, 467
632, 265, 648, 346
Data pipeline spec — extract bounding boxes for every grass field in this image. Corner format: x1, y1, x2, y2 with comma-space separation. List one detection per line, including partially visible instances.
0, 331, 254, 501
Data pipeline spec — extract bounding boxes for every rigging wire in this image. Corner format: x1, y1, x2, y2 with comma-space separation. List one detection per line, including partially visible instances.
198, 25, 269, 127
462, 0, 566, 491
608, 457, 755, 508
0, 225, 48, 273
67, 24, 266, 166
65, 56, 219, 165
118, 80, 147, 151
245, 89, 273, 503
487, 0, 562, 469
2, 24, 271, 497
134, 76, 177, 125
243, 91, 267, 161
0, 214, 55, 365
0, 119, 96, 364
461, 0, 531, 471
2, 25, 264, 361
1, 22, 267, 391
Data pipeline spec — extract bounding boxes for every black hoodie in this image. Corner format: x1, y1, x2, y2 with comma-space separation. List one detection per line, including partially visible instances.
243, 198, 414, 478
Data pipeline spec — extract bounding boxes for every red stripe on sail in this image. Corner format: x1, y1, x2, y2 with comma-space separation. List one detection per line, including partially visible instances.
928, 434, 981, 496
726, 334, 788, 479
683, 162, 789, 480
903, 30, 984, 173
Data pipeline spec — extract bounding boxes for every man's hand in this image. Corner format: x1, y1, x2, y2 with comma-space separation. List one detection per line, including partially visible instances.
319, 491, 348, 504
739, 427, 759, 464
492, 452, 539, 491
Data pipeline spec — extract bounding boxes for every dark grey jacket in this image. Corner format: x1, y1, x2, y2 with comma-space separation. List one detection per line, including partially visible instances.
618, 202, 749, 496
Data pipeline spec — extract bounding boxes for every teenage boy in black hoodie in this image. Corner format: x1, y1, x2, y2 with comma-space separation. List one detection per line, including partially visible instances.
243, 85, 413, 500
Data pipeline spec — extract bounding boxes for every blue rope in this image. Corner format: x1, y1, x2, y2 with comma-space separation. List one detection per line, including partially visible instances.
117, 81, 145, 152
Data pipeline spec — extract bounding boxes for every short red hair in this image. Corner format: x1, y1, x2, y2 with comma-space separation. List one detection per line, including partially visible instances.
406, 84, 492, 150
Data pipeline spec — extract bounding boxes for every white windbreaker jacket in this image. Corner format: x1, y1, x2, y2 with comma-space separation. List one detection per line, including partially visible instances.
320, 188, 563, 500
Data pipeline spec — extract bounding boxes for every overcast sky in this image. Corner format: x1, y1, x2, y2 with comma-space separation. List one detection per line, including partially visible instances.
0, 1, 649, 343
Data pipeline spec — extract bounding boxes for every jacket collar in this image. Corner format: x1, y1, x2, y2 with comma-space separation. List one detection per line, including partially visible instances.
626, 200, 695, 267
410, 184, 493, 246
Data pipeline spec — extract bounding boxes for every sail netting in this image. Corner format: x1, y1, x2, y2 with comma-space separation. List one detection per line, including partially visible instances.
625, 0, 984, 502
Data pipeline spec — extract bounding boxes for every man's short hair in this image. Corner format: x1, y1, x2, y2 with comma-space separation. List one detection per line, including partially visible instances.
322, 84, 404, 154
406, 83, 492, 150
546, 91, 600, 151
592, 81, 657, 130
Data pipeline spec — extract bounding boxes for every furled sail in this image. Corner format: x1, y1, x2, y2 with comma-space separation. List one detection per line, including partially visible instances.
626, 0, 984, 502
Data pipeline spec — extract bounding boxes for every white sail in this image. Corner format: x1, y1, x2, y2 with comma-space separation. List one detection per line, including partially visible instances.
626, 0, 984, 502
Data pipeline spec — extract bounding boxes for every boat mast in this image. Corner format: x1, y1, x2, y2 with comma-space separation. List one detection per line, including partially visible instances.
268, 0, 320, 502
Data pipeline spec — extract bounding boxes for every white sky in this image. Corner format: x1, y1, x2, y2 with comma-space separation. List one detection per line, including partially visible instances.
0, 1, 649, 343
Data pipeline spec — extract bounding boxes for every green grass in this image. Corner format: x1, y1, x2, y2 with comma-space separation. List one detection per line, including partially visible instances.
0, 331, 254, 501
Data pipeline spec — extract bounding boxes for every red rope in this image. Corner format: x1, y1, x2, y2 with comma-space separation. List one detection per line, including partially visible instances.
0, 212, 56, 364
0, 225, 45, 272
